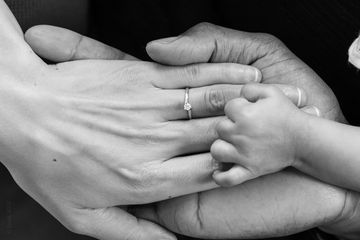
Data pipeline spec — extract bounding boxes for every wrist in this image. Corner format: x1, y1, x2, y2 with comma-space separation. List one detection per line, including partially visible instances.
320, 190, 360, 240
290, 110, 315, 169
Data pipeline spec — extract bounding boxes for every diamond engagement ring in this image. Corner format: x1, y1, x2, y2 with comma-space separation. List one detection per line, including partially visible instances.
184, 87, 192, 120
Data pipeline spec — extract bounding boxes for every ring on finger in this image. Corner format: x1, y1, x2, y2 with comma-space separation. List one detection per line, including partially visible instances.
184, 87, 192, 120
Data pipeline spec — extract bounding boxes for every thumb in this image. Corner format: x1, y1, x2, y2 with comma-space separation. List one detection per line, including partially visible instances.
146, 22, 272, 66
25, 25, 138, 62
146, 31, 214, 65
75, 207, 175, 240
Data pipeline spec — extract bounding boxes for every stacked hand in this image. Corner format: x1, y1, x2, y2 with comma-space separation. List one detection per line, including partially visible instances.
0, 2, 298, 239
26, 22, 360, 240
3, 0, 360, 238
211, 83, 316, 187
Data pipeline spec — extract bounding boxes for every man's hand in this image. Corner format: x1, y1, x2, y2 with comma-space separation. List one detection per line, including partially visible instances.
25, 23, 358, 239
147, 23, 344, 123
141, 23, 360, 239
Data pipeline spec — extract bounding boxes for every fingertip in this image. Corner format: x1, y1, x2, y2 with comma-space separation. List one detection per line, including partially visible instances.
254, 68, 262, 83
25, 25, 78, 62
212, 170, 237, 188
146, 36, 185, 65
210, 139, 228, 157
146, 35, 211, 65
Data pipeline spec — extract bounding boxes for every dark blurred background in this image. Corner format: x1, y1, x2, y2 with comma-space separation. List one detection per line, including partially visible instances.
1, 0, 359, 239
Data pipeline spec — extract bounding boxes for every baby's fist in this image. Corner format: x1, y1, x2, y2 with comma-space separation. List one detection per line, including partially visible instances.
211, 84, 311, 187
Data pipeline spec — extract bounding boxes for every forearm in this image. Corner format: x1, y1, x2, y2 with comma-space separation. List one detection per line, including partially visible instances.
295, 116, 360, 192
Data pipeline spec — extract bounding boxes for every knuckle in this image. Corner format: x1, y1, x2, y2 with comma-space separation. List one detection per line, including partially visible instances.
257, 33, 280, 44
118, 62, 147, 84
118, 166, 166, 199
183, 64, 201, 85
240, 84, 253, 96
204, 88, 226, 113
237, 105, 255, 119
227, 98, 247, 111
216, 120, 228, 133
223, 174, 239, 187
210, 140, 226, 156
252, 33, 287, 55
193, 22, 217, 32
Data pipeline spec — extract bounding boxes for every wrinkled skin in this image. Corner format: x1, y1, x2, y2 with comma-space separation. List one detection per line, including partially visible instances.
0, 3, 275, 239
142, 23, 360, 240
27, 23, 360, 239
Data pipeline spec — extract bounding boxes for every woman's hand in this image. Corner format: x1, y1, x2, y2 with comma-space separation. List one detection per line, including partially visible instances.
24, 23, 344, 240
0, 3, 268, 239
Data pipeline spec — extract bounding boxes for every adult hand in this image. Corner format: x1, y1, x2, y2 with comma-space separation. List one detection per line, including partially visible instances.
25, 24, 354, 239
0, 5, 264, 239
140, 22, 360, 239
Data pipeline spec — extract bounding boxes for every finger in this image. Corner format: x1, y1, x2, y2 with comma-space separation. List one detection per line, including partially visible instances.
153, 153, 219, 200
213, 165, 254, 187
301, 106, 321, 117
146, 22, 265, 66
164, 84, 244, 120
240, 83, 283, 102
25, 25, 138, 62
77, 207, 175, 240
154, 63, 261, 89
164, 83, 306, 120
348, 36, 360, 69
224, 98, 249, 122
216, 118, 236, 142
210, 139, 240, 164
277, 85, 307, 108
169, 117, 222, 156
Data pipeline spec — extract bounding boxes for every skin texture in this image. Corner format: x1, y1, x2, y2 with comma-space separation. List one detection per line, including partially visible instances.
24, 23, 360, 240
143, 23, 360, 240
211, 84, 308, 187
0, 3, 284, 240
349, 36, 360, 69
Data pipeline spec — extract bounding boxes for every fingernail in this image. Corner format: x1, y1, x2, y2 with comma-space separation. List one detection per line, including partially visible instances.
303, 106, 321, 117
296, 87, 302, 107
254, 68, 262, 82
151, 36, 179, 45
313, 106, 321, 117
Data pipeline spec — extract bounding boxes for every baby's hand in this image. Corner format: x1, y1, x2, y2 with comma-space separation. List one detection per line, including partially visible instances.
211, 84, 320, 187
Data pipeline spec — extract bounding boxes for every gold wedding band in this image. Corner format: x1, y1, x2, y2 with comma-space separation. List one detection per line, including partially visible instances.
184, 88, 192, 120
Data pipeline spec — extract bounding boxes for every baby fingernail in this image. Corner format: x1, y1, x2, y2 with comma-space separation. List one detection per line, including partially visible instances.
313, 106, 321, 117
302, 106, 321, 117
